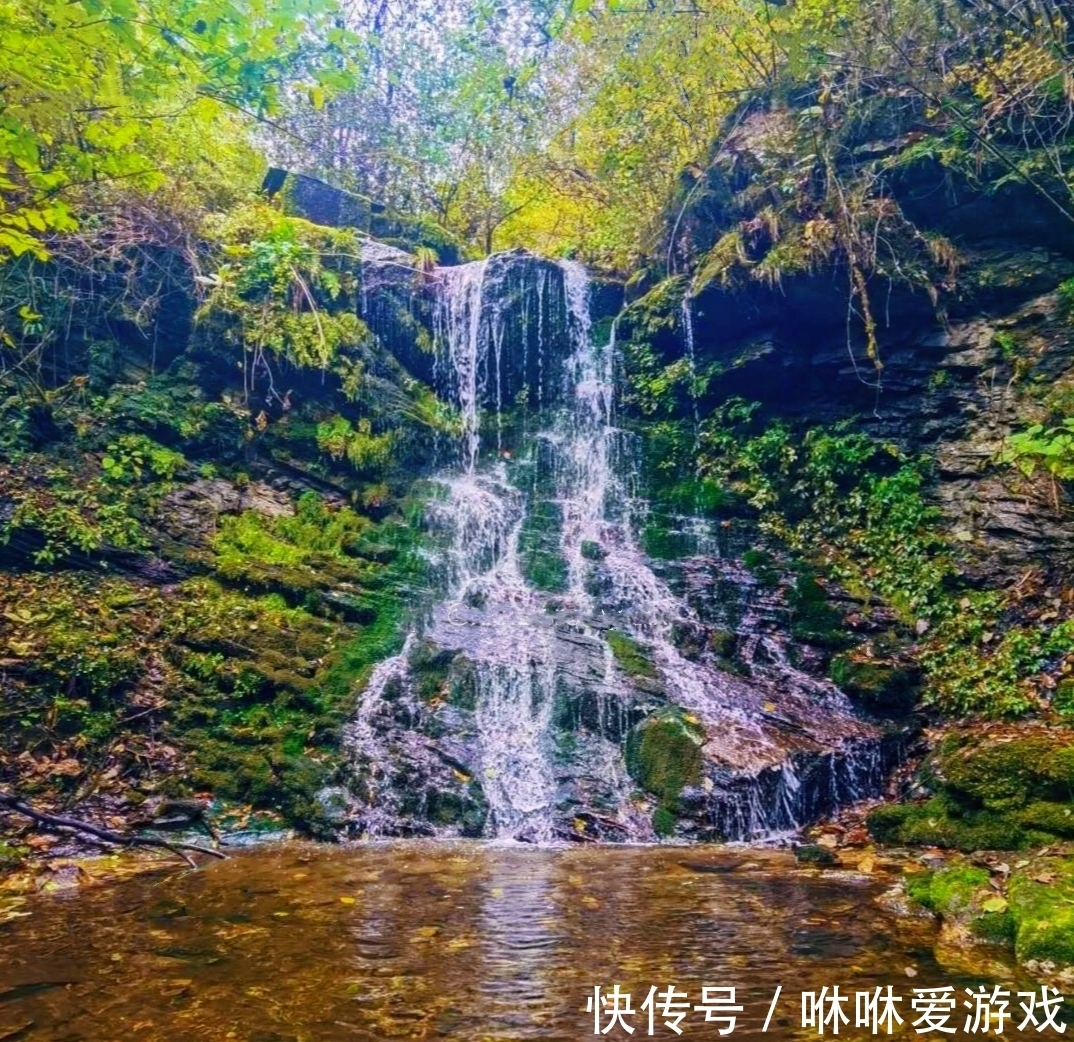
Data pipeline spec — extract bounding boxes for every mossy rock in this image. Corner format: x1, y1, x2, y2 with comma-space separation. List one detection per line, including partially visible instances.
788, 571, 848, 648
1053, 678, 1074, 717
1009, 859, 1074, 969
865, 803, 915, 844
518, 500, 569, 592
867, 798, 1042, 851
829, 654, 918, 712
906, 864, 990, 916
936, 731, 1074, 811
607, 630, 658, 679
708, 630, 738, 659
626, 707, 705, 808
445, 656, 477, 711
0, 843, 25, 871
905, 863, 1015, 944
870, 729, 1074, 851
742, 548, 780, 589
793, 843, 838, 866
1018, 801, 1074, 838
408, 640, 456, 703
652, 805, 678, 837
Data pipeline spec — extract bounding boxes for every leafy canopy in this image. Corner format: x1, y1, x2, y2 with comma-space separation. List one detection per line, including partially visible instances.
0, 0, 358, 261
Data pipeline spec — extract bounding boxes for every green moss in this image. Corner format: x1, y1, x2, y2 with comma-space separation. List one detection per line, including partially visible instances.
518, 500, 569, 592
1009, 860, 1074, 967
972, 909, 1017, 944
867, 794, 1055, 852
788, 571, 848, 648
642, 516, 687, 560
1054, 678, 1074, 717
408, 640, 455, 703
445, 656, 477, 711
937, 732, 1074, 810
0, 843, 25, 871
606, 630, 658, 678
708, 630, 738, 659
742, 548, 780, 588
1018, 801, 1074, 837
829, 654, 918, 712
865, 803, 915, 844
906, 863, 1014, 943
652, 805, 678, 837
626, 707, 705, 808
924, 864, 991, 914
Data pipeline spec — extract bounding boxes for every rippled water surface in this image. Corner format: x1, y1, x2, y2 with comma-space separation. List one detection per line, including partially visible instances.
0, 843, 1053, 1040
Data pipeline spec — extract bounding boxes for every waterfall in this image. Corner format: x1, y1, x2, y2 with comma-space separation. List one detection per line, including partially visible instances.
434, 261, 490, 474
346, 251, 900, 843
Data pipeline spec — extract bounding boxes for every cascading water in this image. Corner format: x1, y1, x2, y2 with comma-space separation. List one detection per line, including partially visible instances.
344, 252, 903, 843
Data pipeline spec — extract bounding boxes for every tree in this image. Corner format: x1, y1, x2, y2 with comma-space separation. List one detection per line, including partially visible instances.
0, 0, 359, 263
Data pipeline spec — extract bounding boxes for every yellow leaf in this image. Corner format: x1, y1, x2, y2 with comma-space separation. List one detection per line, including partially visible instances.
339, 896, 356, 905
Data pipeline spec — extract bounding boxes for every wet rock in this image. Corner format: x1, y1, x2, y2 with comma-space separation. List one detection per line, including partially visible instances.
792, 844, 838, 867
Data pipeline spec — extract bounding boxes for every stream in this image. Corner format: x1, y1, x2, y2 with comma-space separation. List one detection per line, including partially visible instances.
0, 842, 1053, 1041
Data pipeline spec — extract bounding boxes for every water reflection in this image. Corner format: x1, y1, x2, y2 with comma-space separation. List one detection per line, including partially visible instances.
0, 842, 1062, 1041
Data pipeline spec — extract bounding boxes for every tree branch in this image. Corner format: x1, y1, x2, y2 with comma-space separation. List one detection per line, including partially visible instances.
0, 790, 227, 865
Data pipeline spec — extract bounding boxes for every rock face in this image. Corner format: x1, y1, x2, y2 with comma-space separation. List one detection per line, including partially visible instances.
667, 158, 1074, 589
158, 478, 294, 546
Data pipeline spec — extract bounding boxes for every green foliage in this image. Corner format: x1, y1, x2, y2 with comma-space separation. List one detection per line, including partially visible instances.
0, 446, 184, 564
199, 204, 370, 376
315, 416, 394, 474
999, 419, 1074, 509
1058, 277, 1074, 317
100, 434, 186, 484
0, 0, 357, 264
920, 599, 1074, 716
624, 359, 1071, 717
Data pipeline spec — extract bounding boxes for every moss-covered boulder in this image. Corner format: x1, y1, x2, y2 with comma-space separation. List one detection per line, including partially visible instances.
904, 856, 1074, 982
936, 731, 1074, 811
905, 864, 1015, 945
829, 653, 918, 712
1008, 859, 1074, 973
868, 727, 1074, 850
625, 707, 705, 809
